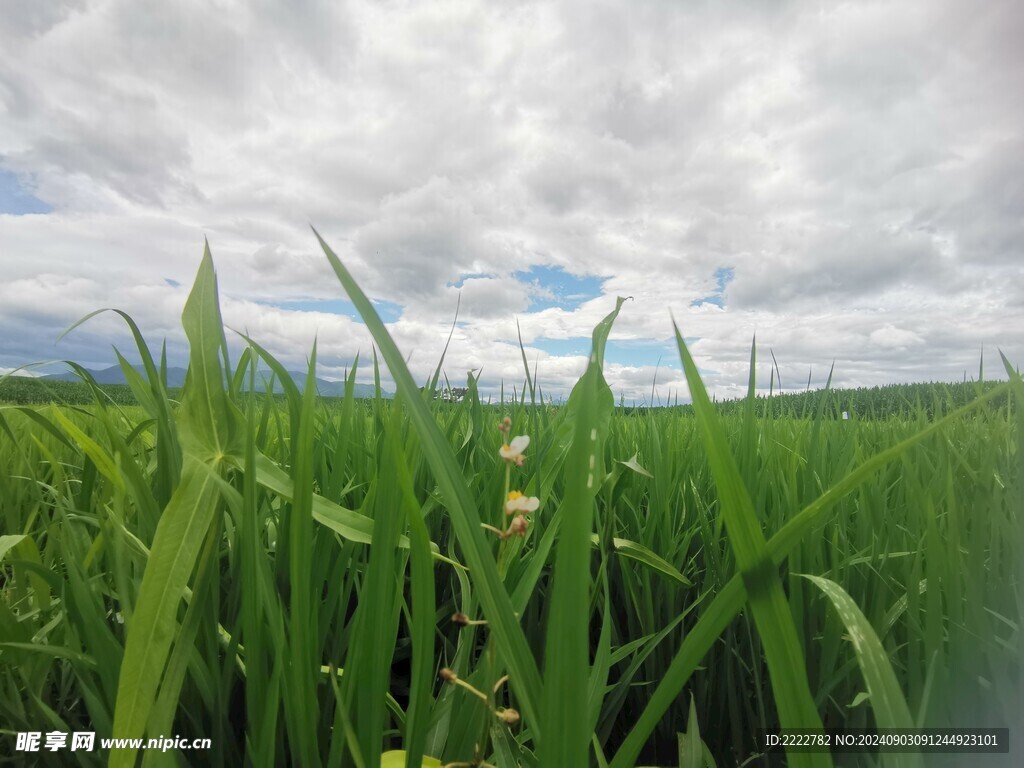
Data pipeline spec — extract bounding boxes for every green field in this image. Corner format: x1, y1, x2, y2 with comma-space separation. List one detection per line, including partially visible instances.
1, 239, 1020, 767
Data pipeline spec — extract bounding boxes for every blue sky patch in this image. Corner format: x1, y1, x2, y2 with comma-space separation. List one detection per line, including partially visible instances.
605, 339, 678, 369
691, 265, 734, 308
0, 169, 52, 215
529, 336, 592, 357
514, 265, 606, 311
529, 336, 703, 370
691, 295, 724, 308
266, 298, 403, 323
164, 278, 181, 288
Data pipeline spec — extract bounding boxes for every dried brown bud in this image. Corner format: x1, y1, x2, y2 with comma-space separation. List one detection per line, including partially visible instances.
451, 612, 470, 626
506, 515, 528, 538
496, 707, 520, 726
440, 667, 458, 684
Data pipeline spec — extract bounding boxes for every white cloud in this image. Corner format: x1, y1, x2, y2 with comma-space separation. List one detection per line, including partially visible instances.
0, 0, 1022, 402
869, 325, 926, 350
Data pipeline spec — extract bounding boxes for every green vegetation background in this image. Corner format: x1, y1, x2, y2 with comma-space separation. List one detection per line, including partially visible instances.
1, 241, 1019, 768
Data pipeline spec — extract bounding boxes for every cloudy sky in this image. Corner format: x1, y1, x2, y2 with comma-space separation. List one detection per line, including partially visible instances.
1, 0, 1021, 403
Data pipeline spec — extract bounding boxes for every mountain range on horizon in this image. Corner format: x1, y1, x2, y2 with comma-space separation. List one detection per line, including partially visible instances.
37, 364, 392, 399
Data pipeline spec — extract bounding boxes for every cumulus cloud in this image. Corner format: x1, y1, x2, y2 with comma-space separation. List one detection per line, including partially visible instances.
0, 0, 1022, 401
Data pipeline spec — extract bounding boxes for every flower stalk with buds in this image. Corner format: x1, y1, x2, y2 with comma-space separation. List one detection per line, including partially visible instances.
439, 668, 521, 729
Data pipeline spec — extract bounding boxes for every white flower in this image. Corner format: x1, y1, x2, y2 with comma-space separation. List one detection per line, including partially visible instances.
499, 435, 530, 464
505, 490, 540, 515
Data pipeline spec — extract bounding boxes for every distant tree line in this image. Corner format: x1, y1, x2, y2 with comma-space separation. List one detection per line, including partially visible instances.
694, 380, 1012, 420
419, 385, 469, 402
3, 374, 1012, 420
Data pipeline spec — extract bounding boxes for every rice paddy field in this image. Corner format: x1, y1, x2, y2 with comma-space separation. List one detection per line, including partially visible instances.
1, 239, 1021, 767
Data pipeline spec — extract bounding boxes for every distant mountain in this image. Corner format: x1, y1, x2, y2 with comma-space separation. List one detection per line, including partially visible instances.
40, 364, 391, 399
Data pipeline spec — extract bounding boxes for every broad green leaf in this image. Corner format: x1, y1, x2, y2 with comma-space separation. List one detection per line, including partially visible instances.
110, 459, 221, 767
0, 534, 28, 563
177, 242, 240, 462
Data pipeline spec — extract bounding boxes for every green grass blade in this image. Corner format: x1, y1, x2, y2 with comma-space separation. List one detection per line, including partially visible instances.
610, 537, 692, 586
109, 459, 221, 767
587, 576, 612, 736
315, 229, 544, 733
389, 411, 437, 768
538, 346, 602, 767
677, 695, 703, 768
739, 335, 758, 483
110, 244, 238, 766
244, 450, 424, 550
177, 242, 240, 462
342, 401, 410, 768
669, 321, 828, 768
799, 574, 923, 768
610, 381, 1011, 768
285, 347, 320, 767
141, 519, 222, 768
60, 307, 181, 502
536, 296, 624, 767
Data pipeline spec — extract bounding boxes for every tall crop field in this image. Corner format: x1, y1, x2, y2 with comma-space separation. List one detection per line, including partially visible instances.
1, 238, 1020, 767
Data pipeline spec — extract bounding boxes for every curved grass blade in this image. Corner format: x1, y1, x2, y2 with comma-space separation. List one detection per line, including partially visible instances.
799, 574, 923, 768
59, 306, 181, 502
669, 321, 828, 768
315, 229, 543, 732
243, 450, 458, 563
110, 458, 221, 768
611, 537, 691, 586
110, 244, 238, 767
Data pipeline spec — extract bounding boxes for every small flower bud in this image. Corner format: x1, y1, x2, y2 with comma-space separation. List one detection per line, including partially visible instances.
496, 707, 520, 726
440, 667, 458, 684
506, 515, 528, 538
451, 612, 470, 626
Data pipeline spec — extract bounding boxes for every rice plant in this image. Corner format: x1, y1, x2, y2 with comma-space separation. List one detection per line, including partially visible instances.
0, 237, 1019, 767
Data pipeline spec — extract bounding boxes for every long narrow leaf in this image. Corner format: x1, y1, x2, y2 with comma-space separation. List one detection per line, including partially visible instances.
669, 322, 828, 768
315, 229, 544, 732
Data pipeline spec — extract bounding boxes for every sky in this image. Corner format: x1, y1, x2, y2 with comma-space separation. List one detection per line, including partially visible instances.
1, 0, 1022, 404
